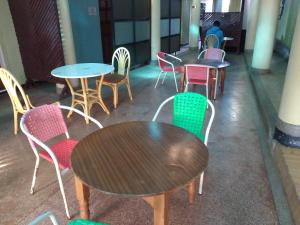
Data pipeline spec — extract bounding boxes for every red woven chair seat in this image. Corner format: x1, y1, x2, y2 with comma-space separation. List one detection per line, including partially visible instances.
161, 66, 181, 72
39, 139, 78, 169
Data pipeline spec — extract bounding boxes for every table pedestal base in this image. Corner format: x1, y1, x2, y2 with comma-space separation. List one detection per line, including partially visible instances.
65, 77, 110, 124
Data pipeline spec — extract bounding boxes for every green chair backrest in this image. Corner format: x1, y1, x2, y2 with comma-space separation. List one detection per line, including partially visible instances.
173, 92, 207, 141
69, 220, 109, 225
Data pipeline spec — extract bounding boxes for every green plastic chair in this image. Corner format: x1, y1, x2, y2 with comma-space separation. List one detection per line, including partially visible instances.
152, 92, 215, 194
28, 211, 109, 225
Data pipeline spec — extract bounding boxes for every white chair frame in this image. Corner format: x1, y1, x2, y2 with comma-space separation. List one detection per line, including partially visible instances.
184, 64, 214, 99
28, 211, 59, 225
198, 49, 226, 100
155, 53, 182, 92
197, 48, 226, 61
20, 105, 103, 219
152, 95, 215, 194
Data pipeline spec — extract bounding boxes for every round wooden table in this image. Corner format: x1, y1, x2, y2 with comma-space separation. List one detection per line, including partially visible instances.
71, 121, 208, 225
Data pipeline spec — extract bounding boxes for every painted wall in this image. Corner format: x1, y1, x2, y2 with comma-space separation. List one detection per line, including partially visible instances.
69, 0, 103, 63
0, 0, 26, 84
276, 0, 300, 48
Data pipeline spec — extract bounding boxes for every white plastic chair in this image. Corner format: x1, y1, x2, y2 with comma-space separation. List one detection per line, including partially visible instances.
28, 211, 109, 225
155, 52, 182, 92
152, 93, 215, 194
20, 104, 103, 219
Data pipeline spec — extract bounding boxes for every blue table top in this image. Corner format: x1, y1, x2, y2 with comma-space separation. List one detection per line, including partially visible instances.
51, 63, 114, 79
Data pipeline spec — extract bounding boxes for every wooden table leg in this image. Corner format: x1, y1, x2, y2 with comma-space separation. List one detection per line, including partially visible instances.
97, 76, 110, 114
144, 193, 170, 225
187, 178, 196, 204
75, 176, 90, 219
214, 69, 219, 100
179, 66, 185, 92
220, 68, 225, 95
80, 78, 90, 124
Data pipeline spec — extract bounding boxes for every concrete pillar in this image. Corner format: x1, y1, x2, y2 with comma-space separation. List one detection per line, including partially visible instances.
181, 0, 190, 45
251, 0, 280, 70
189, 0, 201, 49
279, 11, 300, 126
151, 0, 161, 61
245, 0, 260, 50
56, 0, 77, 89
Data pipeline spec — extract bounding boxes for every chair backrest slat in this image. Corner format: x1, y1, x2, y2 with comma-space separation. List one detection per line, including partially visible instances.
112, 47, 130, 77
0, 68, 30, 113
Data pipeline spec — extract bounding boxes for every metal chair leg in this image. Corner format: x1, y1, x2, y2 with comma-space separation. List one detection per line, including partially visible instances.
55, 166, 70, 219
161, 72, 167, 84
30, 157, 40, 194
198, 172, 204, 194
154, 71, 162, 88
173, 72, 178, 92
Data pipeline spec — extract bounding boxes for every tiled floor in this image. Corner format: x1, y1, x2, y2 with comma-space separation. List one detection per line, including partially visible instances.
0, 51, 279, 225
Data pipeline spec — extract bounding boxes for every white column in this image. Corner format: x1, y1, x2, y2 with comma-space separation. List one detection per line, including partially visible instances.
278, 10, 300, 125
56, 0, 77, 89
151, 0, 161, 61
245, 0, 260, 50
251, 0, 280, 70
181, 0, 190, 45
189, 0, 201, 49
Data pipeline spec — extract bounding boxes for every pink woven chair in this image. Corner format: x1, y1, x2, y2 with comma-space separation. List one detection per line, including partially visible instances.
20, 104, 103, 219
185, 64, 215, 100
155, 51, 182, 92
198, 48, 226, 95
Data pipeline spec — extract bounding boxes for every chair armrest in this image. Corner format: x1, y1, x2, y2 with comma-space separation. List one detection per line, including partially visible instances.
152, 96, 174, 121
198, 50, 206, 59
59, 105, 103, 129
166, 53, 182, 62
27, 211, 59, 225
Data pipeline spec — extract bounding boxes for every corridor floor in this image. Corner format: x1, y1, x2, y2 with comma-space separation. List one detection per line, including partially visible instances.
0, 52, 279, 225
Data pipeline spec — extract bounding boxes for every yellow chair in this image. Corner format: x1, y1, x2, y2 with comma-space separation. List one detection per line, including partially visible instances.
97, 47, 133, 108
204, 34, 220, 49
0, 68, 33, 134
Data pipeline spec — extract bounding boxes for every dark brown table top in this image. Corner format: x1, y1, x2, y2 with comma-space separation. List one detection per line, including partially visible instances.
71, 121, 208, 197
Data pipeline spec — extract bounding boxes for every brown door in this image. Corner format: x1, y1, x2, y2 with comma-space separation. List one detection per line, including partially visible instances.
99, 0, 113, 63
8, 0, 65, 83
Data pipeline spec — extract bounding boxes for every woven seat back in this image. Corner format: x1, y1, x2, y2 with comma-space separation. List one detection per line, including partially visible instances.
205, 48, 224, 61
157, 52, 167, 69
185, 65, 209, 82
23, 104, 68, 143
173, 93, 207, 141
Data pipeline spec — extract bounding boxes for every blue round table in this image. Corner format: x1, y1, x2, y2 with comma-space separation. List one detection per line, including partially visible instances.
51, 63, 114, 121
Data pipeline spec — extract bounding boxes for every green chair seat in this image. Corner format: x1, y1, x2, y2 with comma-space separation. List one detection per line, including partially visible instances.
68, 220, 109, 225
